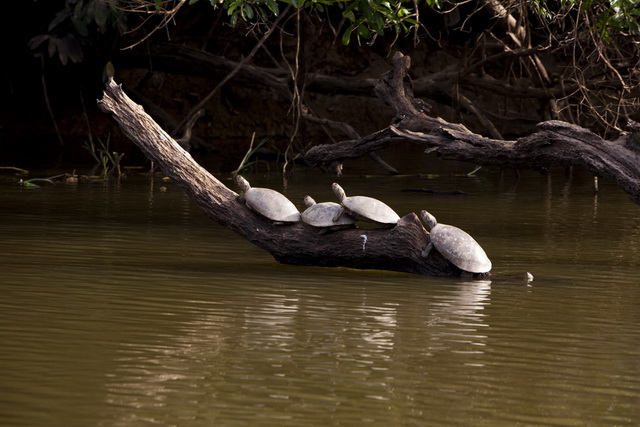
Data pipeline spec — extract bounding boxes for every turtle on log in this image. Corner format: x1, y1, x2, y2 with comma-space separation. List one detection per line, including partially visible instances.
301, 195, 356, 233
331, 183, 400, 226
235, 175, 300, 224
420, 210, 492, 274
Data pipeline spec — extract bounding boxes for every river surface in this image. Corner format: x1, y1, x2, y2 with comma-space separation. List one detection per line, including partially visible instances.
1, 164, 639, 426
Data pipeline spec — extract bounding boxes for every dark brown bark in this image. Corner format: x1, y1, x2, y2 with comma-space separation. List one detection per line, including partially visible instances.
305, 52, 640, 204
97, 78, 460, 277
393, 121, 640, 203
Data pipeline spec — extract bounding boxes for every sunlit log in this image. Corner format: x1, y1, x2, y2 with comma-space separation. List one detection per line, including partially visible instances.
97, 77, 462, 277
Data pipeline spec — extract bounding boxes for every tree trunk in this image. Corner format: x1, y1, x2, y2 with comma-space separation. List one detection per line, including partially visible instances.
97, 78, 462, 277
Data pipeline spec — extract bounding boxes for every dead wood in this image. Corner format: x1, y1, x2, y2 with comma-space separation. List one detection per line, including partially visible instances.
97, 77, 461, 277
175, 109, 205, 151
127, 85, 208, 150
392, 122, 640, 203
304, 52, 640, 204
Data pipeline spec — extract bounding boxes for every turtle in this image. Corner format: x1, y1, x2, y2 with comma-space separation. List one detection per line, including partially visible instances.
235, 175, 300, 224
331, 183, 400, 226
419, 210, 492, 274
301, 195, 356, 233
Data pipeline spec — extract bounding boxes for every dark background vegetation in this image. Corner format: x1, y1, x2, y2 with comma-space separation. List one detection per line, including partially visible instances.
1, 0, 639, 173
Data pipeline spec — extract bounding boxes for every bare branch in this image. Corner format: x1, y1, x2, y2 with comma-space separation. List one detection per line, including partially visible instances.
98, 77, 459, 276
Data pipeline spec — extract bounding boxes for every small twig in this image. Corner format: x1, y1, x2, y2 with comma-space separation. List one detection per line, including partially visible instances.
119, 0, 188, 50
301, 108, 399, 174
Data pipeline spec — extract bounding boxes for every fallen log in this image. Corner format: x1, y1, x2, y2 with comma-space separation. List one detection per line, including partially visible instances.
97, 77, 463, 277
305, 52, 640, 204
392, 120, 640, 204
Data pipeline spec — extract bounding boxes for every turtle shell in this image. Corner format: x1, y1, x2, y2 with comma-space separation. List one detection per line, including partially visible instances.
342, 195, 400, 225
332, 183, 399, 225
244, 187, 300, 223
234, 174, 300, 223
430, 224, 492, 273
302, 199, 355, 228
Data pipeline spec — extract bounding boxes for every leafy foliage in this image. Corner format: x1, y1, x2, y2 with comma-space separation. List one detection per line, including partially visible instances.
532, 0, 640, 40
28, 0, 640, 63
593, 0, 640, 38
29, 0, 125, 65
182, 0, 640, 45
188, 0, 443, 44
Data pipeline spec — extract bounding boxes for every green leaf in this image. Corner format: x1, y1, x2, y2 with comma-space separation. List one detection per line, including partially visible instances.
360, 1, 372, 19
397, 7, 409, 17
23, 178, 55, 186
341, 25, 354, 45
343, 9, 355, 22
266, 0, 279, 15
243, 4, 254, 19
228, 2, 238, 15
357, 24, 371, 39
20, 180, 41, 188
372, 12, 385, 29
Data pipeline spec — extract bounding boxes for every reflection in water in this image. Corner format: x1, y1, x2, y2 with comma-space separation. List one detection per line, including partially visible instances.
98, 279, 494, 424
424, 281, 491, 361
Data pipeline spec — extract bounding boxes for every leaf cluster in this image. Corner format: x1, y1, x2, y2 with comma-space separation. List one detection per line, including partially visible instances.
188, 0, 443, 45
533, 0, 640, 41
28, 0, 125, 65
27, 0, 640, 65
591, 0, 640, 39
186, 0, 640, 46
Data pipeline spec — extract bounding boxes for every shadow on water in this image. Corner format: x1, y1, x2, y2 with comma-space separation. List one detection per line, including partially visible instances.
1, 168, 639, 425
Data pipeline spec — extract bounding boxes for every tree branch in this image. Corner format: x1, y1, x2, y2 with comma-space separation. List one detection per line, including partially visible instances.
391, 121, 640, 203
304, 52, 640, 204
97, 77, 461, 276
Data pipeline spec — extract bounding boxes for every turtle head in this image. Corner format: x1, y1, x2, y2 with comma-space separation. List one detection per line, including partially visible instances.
303, 195, 316, 207
235, 175, 250, 192
419, 210, 438, 230
332, 183, 346, 202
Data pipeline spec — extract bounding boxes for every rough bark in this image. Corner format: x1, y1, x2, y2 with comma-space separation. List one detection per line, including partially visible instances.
305, 52, 640, 204
97, 77, 461, 277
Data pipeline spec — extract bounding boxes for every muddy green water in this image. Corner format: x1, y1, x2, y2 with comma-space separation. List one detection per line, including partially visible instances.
1, 166, 639, 426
